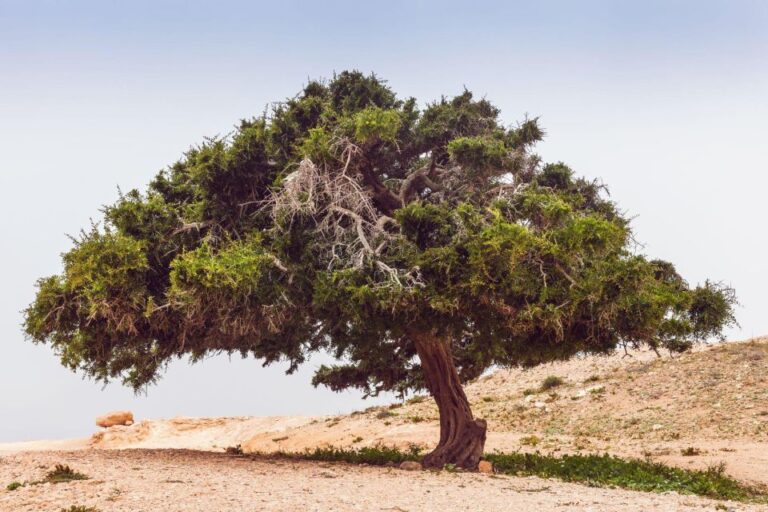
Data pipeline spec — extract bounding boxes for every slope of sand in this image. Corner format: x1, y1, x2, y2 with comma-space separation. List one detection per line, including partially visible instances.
1, 337, 766, 510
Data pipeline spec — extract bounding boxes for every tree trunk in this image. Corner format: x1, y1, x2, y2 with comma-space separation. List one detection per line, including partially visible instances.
411, 330, 487, 470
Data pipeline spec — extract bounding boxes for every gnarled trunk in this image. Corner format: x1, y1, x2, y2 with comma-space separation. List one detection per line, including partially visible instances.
411, 330, 487, 470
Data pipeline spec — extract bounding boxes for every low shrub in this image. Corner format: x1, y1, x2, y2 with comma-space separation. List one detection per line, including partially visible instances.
540, 376, 565, 391
44, 465, 89, 484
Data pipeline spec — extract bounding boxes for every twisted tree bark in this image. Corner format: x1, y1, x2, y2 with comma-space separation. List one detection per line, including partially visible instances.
411, 330, 487, 470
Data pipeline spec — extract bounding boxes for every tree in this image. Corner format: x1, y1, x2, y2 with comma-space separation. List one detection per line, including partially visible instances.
24, 71, 736, 470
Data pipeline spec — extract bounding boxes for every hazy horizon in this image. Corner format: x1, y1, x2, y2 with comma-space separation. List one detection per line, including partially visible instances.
2, 0, 767, 443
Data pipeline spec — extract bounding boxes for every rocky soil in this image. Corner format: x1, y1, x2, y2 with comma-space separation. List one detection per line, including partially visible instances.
2, 449, 766, 512
1, 337, 766, 510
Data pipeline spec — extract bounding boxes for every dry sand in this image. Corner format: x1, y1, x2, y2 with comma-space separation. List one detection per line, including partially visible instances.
1, 337, 767, 510
2, 449, 766, 512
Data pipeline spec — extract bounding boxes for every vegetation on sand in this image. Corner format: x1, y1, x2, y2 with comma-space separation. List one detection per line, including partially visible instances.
264, 446, 767, 503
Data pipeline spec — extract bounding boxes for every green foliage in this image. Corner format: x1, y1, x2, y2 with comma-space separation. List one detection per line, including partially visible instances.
6, 481, 22, 491
44, 465, 89, 484
25, 70, 736, 397
447, 136, 507, 174
60, 507, 100, 512
354, 107, 402, 144
486, 452, 766, 503
299, 127, 333, 162
273, 444, 422, 466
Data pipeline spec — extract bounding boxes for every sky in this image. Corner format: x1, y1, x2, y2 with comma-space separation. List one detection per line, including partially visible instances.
1, 0, 767, 442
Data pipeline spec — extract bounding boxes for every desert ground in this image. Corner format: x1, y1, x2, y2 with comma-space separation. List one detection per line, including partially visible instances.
1, 337, 766, 511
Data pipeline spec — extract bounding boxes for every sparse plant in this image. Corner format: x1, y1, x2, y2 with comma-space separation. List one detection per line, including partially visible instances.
352, 436, 364, 443
225, 444, 244, 455
584, 374, 600, 383
520, 435, 541, 446
540, 376, 564, 391
6, 481, 22, 491
59, 507, 100, 512
406, 396, 426, 405
522, 388, 537, 396
589, 386, 606, 396
681, 447, 702, 456
481, 396, 494, 402
376, 410, 396, 419
44, 464, 89, 484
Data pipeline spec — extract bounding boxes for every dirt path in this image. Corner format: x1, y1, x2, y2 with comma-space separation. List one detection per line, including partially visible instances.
1, 449, 765, 512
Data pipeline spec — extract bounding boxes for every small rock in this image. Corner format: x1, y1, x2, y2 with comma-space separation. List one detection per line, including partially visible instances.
399, 461, 422, 471
533, 401, 546, 409
96, 410, 134, 428
652, 423, 663, 431
478, 460, 494, 474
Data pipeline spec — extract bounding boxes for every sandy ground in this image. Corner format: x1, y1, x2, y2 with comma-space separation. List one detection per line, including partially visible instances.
2, 449, 766, 512
1, 337, 766, 510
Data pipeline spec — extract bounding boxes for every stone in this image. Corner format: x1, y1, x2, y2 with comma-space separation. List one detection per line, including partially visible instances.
399, 461, 422, 471
96, 411, 134, 428
478, 460, 494, 474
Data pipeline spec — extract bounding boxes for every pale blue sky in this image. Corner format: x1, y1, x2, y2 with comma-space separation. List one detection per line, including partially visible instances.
1, 0, 767, 442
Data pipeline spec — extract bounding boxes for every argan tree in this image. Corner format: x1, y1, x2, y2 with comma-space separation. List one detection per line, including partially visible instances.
25, 71, 735, 469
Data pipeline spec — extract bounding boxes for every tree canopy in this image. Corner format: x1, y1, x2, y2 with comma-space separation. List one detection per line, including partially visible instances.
24, 71, 736, 468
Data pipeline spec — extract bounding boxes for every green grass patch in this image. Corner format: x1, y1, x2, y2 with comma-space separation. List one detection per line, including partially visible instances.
260, 446, 767, 503
485, 452, 767, 503
268, 445, 422, 466
6, 481, 22, 491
